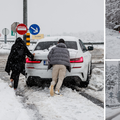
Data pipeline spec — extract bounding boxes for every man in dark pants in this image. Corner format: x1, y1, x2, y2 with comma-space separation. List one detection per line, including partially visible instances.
5, 37, 34, 95
48, 39, 71, 96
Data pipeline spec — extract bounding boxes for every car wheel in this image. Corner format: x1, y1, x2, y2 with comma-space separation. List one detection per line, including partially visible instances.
80, 71, 90, 88
26, 76, 42, 87
26, 76, 34, 87
90, 62, 92, 75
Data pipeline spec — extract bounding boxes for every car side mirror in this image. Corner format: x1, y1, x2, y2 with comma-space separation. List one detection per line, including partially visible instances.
88, 46, 94, 51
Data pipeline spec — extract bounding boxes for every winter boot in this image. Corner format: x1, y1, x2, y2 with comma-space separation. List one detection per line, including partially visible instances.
14, 89, 23, 96
9, 81, 14, 88
50, 85, 54, 96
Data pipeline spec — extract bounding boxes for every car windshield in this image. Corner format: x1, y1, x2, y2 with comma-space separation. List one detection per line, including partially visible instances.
34, 41, 78, 50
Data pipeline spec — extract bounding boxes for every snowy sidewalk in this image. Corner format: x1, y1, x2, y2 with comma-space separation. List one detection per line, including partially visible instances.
0, 79, 31, 120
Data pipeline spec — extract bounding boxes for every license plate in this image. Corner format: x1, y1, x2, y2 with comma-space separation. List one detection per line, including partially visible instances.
44, 60, 48, 65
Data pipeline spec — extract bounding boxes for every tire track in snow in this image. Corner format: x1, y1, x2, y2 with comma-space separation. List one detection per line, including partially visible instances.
69, 85, 104, 108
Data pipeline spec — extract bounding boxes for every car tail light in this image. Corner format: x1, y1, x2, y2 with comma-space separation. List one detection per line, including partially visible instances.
26, 58, 41, 63
70, 57, 83, 63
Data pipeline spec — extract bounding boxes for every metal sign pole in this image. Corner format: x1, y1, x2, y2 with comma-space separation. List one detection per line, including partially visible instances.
16, 22, 17, 39
16, 32, 17, 39
5, 28, 7, 44
5, 35, 7, 44
2, 28, 9, 43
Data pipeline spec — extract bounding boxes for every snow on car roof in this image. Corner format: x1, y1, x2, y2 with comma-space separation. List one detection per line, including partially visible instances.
37, 36, 78, 43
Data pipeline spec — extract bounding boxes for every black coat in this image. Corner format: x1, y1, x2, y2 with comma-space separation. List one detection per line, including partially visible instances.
5, 37, 34, 74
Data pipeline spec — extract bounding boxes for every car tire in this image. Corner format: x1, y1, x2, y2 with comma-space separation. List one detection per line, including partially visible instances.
90, 62, 92, 75
26, 76, 42, 87
26, 76, 34, 87
80, 70, 90, 88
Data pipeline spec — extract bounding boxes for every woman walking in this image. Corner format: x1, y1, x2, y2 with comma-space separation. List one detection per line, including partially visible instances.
5, 37, 34, 95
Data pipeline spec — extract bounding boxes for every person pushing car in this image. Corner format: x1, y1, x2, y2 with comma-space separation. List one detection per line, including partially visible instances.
47, 38, 71, 96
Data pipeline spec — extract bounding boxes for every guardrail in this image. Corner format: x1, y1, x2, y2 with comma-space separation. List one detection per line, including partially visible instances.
84, 42, 104, 45
0, 39, 104, 45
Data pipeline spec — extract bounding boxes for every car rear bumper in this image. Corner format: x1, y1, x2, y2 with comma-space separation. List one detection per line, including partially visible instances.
26, 67, 87, 81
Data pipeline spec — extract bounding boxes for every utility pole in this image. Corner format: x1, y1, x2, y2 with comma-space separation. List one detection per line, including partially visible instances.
23, 0, 27, 43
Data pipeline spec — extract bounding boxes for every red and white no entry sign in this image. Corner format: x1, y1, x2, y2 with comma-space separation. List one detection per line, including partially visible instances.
16, 23, 28, 35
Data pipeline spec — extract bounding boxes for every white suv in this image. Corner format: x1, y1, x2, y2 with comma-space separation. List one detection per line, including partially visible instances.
25, 36, 93, 87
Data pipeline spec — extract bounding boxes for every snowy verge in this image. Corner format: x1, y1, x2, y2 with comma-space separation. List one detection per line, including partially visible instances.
0, 49, 10, 55
85, 68, 104, 102
0, 79, 31, 120
89, 68, 104, 90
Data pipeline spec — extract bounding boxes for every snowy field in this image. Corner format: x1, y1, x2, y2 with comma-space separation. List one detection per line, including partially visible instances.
106, 28, 120, 59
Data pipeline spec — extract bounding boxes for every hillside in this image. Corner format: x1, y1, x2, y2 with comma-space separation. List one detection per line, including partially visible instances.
106, 0, 120, 29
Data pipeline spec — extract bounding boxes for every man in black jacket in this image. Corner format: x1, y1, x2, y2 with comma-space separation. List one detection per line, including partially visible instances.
5, 37, 34, 95
48, 39, 71, 96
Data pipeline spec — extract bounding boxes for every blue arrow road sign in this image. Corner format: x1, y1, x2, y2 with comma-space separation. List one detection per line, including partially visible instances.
29, 24, 40, 35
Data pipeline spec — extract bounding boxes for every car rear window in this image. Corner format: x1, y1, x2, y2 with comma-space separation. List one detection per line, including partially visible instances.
34, 41, 78, 50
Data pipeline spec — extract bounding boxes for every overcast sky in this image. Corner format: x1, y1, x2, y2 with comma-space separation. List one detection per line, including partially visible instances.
0, 0, 104, 37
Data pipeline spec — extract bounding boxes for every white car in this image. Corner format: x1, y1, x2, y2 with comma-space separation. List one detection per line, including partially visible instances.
25, 36, 93, 87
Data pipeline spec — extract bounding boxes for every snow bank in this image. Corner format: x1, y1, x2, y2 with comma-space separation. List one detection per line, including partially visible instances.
0, 43, 13, 50
84, 68, 104, 102
0, 43, 34, 55
0, 43, 12, 55
0, 79, 31, 120
0, 49, 10, 55
89, 68, 104, 90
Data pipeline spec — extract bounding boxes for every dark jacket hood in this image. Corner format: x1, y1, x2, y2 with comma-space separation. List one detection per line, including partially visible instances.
15, 37, 25, 45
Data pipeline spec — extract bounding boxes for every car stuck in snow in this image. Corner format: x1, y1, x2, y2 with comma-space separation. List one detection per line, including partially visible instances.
25, 36, 93, 87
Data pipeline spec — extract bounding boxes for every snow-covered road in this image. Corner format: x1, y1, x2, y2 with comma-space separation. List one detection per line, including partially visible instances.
0, 78, 104, 120
0, 61, 104, 120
